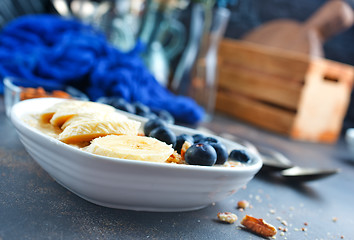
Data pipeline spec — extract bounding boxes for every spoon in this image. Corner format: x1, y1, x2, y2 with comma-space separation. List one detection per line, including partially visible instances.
220, 133, 339, 182
255, 144, 339, 181
280, 166, 339, 182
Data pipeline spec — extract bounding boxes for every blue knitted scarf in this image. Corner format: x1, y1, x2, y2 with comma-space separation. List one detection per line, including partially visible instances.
0, 14, 204, 124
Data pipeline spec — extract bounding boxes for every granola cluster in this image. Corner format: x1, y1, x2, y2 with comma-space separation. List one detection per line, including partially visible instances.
217, 212, 238, 224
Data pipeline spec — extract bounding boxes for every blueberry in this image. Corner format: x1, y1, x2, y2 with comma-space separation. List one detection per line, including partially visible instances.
209, 142, 228, 165
96, 96, 115, 105
144, 118, 166, 136
140, 111, 158, 119
200, 136, 219, 144
158, 110, 175, 124
112, 98, 127, 107
149, 126, 176, 147
192, 135, 226, 164
97, 97, 135, 114
185, 143, 217, 166
120, 103, 136, 113
192, 134, 205, 143
174, 134, 194, 154
229, 149, 252, 163
133, 102, 151, 116
111, 98, 136, 114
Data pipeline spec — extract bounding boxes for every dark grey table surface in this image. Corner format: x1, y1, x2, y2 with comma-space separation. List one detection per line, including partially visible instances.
1, 97, 354, 240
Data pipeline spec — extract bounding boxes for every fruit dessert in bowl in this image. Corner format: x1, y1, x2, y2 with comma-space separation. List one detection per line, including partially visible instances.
10, 98, 262, 212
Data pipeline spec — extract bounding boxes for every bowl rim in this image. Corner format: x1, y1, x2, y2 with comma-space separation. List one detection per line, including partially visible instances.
4, 77, 22, 93
11, 98, 263, 174
4, 76, 67, 90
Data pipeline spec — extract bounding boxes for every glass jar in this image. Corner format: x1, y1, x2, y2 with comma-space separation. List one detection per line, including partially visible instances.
188, 6, 230, 121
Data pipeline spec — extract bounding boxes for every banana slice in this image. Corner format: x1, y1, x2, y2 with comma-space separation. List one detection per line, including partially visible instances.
59, 119, 141, 144
61, 111, 128, 130
40, 100, 116, 127
40, 100, 80, 123
84, 135, 174, 163
51, 101, 116, 127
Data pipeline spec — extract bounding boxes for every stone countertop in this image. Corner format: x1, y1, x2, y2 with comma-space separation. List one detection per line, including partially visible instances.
1, 97, 354, 239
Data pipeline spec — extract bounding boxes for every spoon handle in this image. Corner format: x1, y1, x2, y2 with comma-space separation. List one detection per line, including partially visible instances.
219, 133, 339, 181
256, 146, 294, 170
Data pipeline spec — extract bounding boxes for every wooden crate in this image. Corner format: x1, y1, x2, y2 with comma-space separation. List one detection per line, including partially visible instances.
216, 38, 354, 143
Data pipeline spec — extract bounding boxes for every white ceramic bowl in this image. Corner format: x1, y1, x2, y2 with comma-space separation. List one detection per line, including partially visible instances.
11, 98, 262, 212
345, 128, 354, 158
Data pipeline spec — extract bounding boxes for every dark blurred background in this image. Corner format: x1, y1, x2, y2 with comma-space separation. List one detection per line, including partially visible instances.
1, 0, 353, 65
225, 0, 354, 66
1, 0, 354, 130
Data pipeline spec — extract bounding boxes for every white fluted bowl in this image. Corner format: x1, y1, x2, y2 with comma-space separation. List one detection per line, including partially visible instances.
11, 98, 262, 212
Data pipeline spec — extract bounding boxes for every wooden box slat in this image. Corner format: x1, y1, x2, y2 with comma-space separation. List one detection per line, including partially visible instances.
219, 39, 310, 83
216, 91, 295, 134
216, 39, 354, 143
218, 62, 303, 110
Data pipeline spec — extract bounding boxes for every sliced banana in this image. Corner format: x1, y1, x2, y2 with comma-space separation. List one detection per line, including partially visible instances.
40, 100, 116, 127
61, 111, 128, 130
84, 135, 174, 163
51, 101, 116, 127
40, 100, 80, 123
59, 119, 141, 144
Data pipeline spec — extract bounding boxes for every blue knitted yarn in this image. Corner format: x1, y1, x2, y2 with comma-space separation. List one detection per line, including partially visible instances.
0, 14, 204, 124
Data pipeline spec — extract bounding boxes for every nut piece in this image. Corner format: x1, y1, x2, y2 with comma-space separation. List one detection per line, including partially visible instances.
20, 87, 71, 100
217, 212, 238, 224
241, 215, 277, 237
165, 151, 185, 164
181, 141, 192, 160
237, 200, 250, 209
